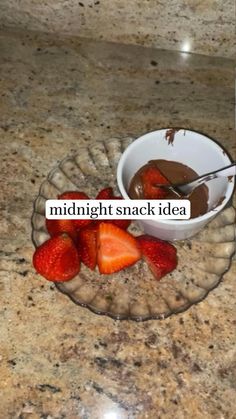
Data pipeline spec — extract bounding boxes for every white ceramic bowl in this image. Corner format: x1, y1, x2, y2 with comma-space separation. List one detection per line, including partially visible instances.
117, 129, 235, 241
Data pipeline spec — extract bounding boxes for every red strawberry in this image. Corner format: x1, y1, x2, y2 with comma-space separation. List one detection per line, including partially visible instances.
96, 187, 114, 200
97, 222, 141, 274
111, 219, 131, 230
77, 224, 98, 270
96, 187, 131, 230
58, 190, 92, 229
140, 166, 170, 199
108, 193, 131, 230
73, 218, 92, 230
58, 191, 89, 200
33, 234, 80, 282
137, 235, 177, 280
46, 218, 78, 241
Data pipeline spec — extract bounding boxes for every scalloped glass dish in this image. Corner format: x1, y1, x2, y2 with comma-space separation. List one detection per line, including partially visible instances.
31, 137, 236, 321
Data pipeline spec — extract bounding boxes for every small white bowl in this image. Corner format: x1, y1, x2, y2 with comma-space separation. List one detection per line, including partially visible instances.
117, 129, 235, 241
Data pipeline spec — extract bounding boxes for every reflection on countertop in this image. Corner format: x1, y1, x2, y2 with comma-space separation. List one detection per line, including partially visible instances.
0, 29, 235, 419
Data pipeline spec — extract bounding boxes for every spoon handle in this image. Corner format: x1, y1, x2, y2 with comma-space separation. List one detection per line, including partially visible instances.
196, 162, 236, 185
155, 162, 236, 197
176, 162, 236, 196
214, 162, 236, 178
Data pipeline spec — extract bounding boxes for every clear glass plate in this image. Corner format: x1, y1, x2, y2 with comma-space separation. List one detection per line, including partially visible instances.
31, 137, 236, 321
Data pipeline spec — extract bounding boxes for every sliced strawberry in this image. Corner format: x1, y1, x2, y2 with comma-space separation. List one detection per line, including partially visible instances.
58, 190, 92, 229
140, 166, 170, 199
33, 234, 80, 282
94, 217, 131, 230
137, 235, 177, 280
46, 218, 78, 241
97, 223, 141, 274
96, 187, 131, 230
77, 224, 98, 270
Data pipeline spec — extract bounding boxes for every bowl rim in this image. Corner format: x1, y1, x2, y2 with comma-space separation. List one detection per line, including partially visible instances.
116, 128, 235, 226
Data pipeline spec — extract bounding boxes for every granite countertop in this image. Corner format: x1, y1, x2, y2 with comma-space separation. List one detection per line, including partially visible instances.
0, 0, 235, 58
0, 29, 235, 419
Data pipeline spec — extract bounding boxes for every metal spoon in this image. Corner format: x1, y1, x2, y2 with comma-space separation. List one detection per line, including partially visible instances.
155, 162, 236, 198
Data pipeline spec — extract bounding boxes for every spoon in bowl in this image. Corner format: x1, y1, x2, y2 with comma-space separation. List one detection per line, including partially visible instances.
155, 162, 236, 198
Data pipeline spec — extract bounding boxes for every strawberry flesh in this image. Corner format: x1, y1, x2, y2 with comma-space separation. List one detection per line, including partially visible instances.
97, 222, 141, 274
138, 235, 177, 280
33, 234, 80, 282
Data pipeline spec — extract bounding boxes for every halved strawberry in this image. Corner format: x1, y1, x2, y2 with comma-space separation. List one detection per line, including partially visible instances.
46, 218, 78, 241
58, 190, 92, 229
77, 224, 98, 270
97, 222, 141, 274
33, 234, 80, 282
140, 166, 170, 199
137, 235, 177, 280
96, 187, 131, 230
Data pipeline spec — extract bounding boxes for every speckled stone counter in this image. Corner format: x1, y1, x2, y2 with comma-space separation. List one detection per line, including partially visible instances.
0, 29, 235, 419
0, 0, 235, 58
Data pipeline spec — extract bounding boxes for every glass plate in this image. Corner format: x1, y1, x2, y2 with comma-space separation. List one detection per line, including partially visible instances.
31, 137, 236, 321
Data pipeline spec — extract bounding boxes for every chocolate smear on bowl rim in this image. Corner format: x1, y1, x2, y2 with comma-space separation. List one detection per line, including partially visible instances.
165, 128, 181, 145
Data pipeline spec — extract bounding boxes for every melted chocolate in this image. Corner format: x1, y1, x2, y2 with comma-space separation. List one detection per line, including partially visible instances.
165, 129, 180, 145
128, 159, 209, 219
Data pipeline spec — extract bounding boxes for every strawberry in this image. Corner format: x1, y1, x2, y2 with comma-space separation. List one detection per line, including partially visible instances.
111, 219, 131, 230
96, 187, 131, 230
137, 235, 177, 280
46, 218, 78, 241
140, 166, 170, 199
33, 234, 80, 282
58, 190, 92, 229
58, 191, 89, 200
97, 222, 141, 274
96, 187, 114, 200
77, 224, 98, 270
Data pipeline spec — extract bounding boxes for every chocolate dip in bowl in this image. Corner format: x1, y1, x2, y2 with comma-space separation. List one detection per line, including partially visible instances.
128, 159, 209, 219
117, 129, 235, 241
